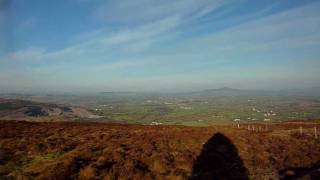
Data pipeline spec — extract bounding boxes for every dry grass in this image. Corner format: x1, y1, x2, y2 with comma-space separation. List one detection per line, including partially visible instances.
0, 120, 319, 179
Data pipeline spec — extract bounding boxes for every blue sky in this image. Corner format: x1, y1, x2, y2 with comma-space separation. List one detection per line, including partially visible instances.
0, 0, 320, 93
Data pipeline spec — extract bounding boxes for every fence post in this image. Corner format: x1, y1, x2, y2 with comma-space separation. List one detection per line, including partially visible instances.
315, 126, 318, 139
299, 126, 303, 136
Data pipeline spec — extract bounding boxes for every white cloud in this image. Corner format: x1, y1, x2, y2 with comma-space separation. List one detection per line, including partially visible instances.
22, 15, 182, 65
92, 0, 231, 24
101, 16, 181, 45
1, 47, 46, 63
2, 1, 319, 66
1, 1, 320, 92
167, 1, 320, 56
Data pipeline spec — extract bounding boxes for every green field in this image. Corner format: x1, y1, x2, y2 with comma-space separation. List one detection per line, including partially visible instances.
2, 93, 320, 126
86, 96, 320, 125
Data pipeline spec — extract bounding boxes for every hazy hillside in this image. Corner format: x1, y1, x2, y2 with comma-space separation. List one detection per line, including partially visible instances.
0, 98, 102, 122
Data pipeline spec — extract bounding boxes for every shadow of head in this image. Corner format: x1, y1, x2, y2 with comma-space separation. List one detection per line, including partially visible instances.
190, 133, 248, 180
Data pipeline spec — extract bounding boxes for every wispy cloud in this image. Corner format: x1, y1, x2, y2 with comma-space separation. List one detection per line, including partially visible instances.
167, 1, 320, 56
1, 0, 320, 92
2, 1, 319, 63
92, 0, 232, 24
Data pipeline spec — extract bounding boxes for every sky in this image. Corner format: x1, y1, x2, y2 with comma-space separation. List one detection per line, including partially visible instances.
0, 0, 320, 93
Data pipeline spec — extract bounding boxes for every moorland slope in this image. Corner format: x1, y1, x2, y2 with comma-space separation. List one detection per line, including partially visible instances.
0, 121, 319, 179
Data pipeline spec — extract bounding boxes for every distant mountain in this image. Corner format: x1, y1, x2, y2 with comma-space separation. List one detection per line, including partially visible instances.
97, 87, 320, 97
184, 87, 320, 97
279, 87, 320, 96
184, 87, 273, 97
2, 87, 319, 100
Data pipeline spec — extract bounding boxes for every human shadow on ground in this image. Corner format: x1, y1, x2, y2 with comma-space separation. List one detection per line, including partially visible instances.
190, 133, 249, 180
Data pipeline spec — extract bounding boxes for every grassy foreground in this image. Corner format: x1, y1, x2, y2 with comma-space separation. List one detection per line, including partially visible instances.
0, 120, 319, 179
